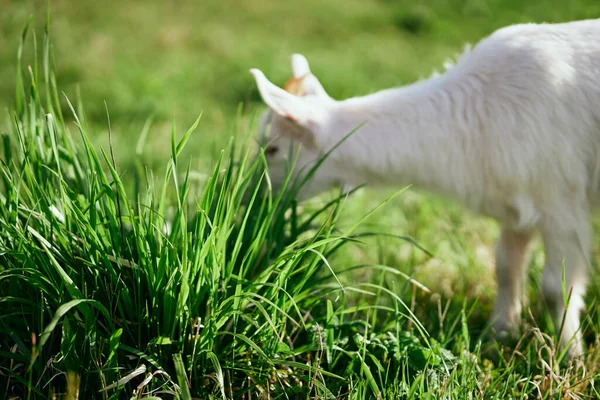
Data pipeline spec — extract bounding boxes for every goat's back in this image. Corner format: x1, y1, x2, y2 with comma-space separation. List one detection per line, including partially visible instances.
451, 19, 600, 211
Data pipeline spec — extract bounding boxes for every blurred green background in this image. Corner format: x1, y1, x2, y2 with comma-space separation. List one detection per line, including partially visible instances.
3, 0, 600, 170
2, 0, 599, 320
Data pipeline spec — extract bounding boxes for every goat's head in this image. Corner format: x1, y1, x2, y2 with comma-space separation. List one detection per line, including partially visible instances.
250, 54, 349, 200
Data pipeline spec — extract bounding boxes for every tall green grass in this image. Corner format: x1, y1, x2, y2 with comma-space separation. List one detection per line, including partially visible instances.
1, 16, 600, 400
0, 18, 444, 399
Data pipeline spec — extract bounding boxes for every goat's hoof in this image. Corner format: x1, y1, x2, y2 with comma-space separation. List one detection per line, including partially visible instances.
490, 320, 519, 343
478, 320, 524, 362
493, 328, 515, 344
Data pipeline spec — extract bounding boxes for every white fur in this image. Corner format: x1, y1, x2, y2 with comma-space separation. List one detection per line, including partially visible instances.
250, 19, 600, 358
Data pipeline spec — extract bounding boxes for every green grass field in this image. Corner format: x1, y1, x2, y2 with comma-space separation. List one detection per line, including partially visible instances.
1, 0, 600, 398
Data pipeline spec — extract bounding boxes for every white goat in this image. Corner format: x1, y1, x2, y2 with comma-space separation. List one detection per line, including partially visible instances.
249, 18, 600, 358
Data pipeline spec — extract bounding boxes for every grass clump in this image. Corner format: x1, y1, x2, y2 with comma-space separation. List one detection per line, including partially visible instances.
0, 19, 445, 399
1, 14, 600, 400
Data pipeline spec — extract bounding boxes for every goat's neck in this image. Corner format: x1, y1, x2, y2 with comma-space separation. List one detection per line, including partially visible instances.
326, 74, 481, 198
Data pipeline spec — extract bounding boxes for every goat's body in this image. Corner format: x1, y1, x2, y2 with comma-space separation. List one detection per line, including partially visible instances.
324, 19, 600, 230
251, 19, 600, 357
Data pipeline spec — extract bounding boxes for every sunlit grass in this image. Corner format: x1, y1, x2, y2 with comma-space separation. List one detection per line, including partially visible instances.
1, 6, 600, 400
0, 20, 442, 398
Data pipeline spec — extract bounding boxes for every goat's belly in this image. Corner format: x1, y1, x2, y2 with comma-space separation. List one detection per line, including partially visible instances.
466, 191, 541, 231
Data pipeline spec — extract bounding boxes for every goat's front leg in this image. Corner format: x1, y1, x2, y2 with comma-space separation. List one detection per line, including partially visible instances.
491, 228, 535, 338
540, 213, 591, 359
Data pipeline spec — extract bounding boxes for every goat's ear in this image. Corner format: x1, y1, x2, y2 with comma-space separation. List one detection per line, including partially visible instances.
303, 75, 328, 98
250, 68, 313, 126
291, 53, 328, 98
291, 54, 310, 78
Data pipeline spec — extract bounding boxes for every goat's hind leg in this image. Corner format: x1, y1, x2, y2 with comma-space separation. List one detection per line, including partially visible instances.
491, 228, 535, 339
540, 212, 591, 359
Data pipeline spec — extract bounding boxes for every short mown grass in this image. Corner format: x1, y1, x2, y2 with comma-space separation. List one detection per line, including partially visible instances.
2, 10, 600, 400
